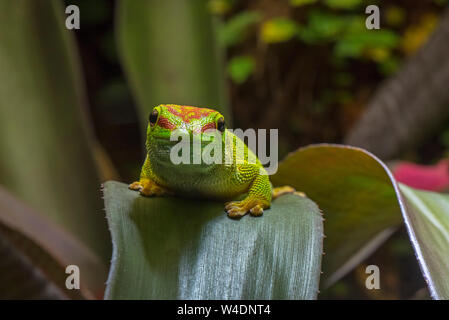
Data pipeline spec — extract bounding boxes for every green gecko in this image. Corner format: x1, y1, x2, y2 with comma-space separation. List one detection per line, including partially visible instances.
129, 104, 301, 218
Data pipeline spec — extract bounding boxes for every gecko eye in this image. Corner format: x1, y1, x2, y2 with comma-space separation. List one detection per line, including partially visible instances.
149, 109, 158, 126
217, 118, 225, 133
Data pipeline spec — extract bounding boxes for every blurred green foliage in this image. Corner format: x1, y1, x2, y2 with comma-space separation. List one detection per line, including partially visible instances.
218, 11, 262, 47
219, 1, 405, 85
324, 0, 363, 10
209, 0, 234, 15
335, 30, 399, 58
289, 0, 318, 7
385, 5, 406, 27
434, 0, 449, 5
440, 128, 449, 149
260, 17, 300, 43
299, 10, 348, 43
228, 55, 256, 84
74, 0, 110, 26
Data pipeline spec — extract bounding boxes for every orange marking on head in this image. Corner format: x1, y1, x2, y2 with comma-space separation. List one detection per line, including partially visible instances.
157, 116, 176, 129
164, 105, 216, 123
201, 122, 216, 132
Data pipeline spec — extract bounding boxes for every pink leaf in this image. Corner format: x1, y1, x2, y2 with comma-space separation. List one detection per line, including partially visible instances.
393, 160, 449, 191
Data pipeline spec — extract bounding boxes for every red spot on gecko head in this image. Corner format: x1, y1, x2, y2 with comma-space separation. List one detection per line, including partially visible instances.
157, 116, 176, 130
201, 122, 216, 132
163, 105, 216, 123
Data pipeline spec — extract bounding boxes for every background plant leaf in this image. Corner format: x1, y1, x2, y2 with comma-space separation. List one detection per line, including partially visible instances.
272, 144, 403, 287
104, 181, 323, 300
0, 0, 110, 263
399, 184, 449, 299
0, 186, 106, 299
272, 144, 449, 299
116, 0, 230, 131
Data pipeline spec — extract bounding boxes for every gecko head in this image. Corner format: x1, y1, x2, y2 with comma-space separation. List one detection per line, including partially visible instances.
145, 104, 226, 148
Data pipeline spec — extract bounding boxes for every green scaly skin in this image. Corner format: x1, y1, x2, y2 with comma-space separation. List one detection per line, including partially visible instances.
129, 104, 296, 218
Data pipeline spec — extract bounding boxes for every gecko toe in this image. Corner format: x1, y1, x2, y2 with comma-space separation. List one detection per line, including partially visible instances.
129, 182, 143, 191
225, 199, 267, 218
227, 208, 247, 219
225, 201, 241, 211
249, 204, 264, 216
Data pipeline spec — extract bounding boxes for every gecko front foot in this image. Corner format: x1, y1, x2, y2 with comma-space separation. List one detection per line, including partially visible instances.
129, 179, 172, 197
225, 198, 268, 218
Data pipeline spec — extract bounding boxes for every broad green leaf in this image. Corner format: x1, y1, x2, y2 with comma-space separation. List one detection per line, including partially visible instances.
271, 144, 402, 288
399, 185, 449, 299
272, 144, 449, 299
104, 181, 323, 300
116, 0, 230, 131
0, 0, 110, 262
0, 185, 107, 299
